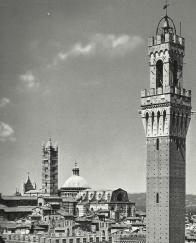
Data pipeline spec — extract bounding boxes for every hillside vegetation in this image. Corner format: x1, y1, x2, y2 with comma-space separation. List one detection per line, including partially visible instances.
128, 193, 196, 213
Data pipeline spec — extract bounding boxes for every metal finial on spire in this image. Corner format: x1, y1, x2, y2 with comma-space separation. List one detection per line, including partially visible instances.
163, 0, 170, 16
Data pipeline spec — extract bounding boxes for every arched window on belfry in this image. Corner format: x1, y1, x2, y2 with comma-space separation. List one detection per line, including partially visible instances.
176, 112, 180, 133
156, 60, 163, 88
157, 111, 160, 132
146, 112, 149, 133
163, 110, 166, 132
173, 60, 178, 87
152, 112, 155, 132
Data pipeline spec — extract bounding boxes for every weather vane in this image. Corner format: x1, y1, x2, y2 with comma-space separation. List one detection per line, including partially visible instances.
163, 0, 170, 16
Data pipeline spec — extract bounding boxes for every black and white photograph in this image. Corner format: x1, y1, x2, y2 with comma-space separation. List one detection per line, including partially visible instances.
0, 1, 196, 242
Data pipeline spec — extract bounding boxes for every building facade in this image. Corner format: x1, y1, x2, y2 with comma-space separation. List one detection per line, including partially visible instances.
42, 139, 58, 195
140, 14, 191, 243
76, 188, 135, 219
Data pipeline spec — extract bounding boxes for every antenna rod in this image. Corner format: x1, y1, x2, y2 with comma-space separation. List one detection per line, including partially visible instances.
163, 0, 170, 16
166, 0, 168, 15
180, 21, 182, 36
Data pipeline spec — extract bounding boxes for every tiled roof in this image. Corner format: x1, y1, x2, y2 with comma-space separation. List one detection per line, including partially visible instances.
56, 209, 74, 217
16, 223, 31, 229
2, 196, 37, 200
4, 206, 34, 212
0, 222, 17, 229
0, 204, 7, 209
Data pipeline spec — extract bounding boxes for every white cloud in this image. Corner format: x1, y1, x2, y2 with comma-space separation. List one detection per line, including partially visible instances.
19, 71, 39, 89
58, 52, 68, 60
71, 43, 94, 55
91, 34, 144, 56
0, 121, 15, 142
55, 43, 94, 65
0, 97, 10, 108
52, 33, 144, 65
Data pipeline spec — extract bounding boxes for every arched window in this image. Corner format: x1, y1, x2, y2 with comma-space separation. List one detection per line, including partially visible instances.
156, 138, 159, 150
181, 114, 184, 130
176, 112, 180, 133
176, 138, 180, 150
117, 192, 124, 202
185, 114, 188, 129
152, 112, 155, 132
156, 60, 163, 88
173, 60, 178, 87
172, 112, 176, 133
157, 111, 160, 132
163, 110, 166, 132
146, 112, 149, 132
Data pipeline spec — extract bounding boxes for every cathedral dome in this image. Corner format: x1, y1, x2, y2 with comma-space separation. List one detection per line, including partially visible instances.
62, 163, 90, 189
62, 175, 89, 188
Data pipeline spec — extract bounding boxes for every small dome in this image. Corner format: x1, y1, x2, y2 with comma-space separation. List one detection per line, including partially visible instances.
62, 175, 89, 188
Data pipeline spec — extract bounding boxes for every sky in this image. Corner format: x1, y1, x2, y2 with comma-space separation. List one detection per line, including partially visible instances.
0, 0, 196, 195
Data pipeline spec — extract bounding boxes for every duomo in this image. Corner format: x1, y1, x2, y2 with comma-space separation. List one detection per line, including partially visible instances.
0, 138, 136, 221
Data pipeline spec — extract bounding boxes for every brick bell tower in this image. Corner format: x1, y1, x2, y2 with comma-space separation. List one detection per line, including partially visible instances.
140, 13, 191, 243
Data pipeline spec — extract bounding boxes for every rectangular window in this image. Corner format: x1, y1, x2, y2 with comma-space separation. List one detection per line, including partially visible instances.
76, 239, 80, 243
56, 240, 59, 243
96, 237, 99, 242
83, 239, 86, 243
90, 238, 93, 242
63, 240, 66, 243
156, 138, 159, 150
69, 239, 73, 243
156, 193, 159, 203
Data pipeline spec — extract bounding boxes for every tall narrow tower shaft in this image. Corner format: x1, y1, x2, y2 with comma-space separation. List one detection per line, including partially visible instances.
42, 138, 58, 195
141, 15, 191, 243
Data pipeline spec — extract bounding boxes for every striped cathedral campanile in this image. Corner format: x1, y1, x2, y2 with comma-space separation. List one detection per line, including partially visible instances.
140, 14, 191, 243
42, 138, 58, 195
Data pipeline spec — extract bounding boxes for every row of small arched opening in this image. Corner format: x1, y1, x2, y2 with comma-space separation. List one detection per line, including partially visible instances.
145, 110, 188, 134
145, 110, 166, 133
